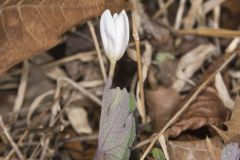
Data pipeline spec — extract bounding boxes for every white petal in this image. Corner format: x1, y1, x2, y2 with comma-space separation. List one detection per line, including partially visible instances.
121, 10, 130, 56
100, 9, 117, 60
114, 11, 127, 60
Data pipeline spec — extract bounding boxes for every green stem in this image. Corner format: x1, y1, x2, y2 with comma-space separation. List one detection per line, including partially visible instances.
109, 61, 116, 78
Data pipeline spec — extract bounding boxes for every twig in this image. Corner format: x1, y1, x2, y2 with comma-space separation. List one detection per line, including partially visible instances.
174, 0, 186, 30
0, 116, 24, 160
203, 0, 226, 14
58, 77, 101, 106
87, 21, 107, 82
132, 13, 146, 123
153, 0, 174, 20
39, 137, 50, 160
140, 51, 237, 159
5, 130, 28, 160
13, 60, 30, 117
39, 51, 96, 69
177, 28, 240, 38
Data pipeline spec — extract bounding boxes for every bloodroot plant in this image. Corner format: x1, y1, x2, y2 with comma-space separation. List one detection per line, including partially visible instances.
96, 9, 136, 160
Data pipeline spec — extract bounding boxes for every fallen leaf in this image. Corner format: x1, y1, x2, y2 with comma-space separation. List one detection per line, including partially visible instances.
145, 86, 180, 131
168, 88, 231, 137
0, 0, 131, 74
172, 44, 216, 92
65, 105, 93, 134
220, 98, 240, 143
215, 73, 234, 110
168, 137, 223, 160
206, 136, 221, 160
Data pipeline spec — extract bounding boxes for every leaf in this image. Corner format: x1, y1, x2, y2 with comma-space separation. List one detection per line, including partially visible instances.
65, 105, 92, 134
145, 87, 180, 131
221, 98, 240, 143
221, 143, 240, 160
215, 73, 234, 110
168, 88, 231, 137
168, 137, 223, 160
172, 44, 216, 92
151, 148, 165, 160
206, 136, 221, 160
0, 0, 131, 74
97, 78, 136, 160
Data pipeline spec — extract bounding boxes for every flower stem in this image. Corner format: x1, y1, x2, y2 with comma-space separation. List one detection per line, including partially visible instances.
109, 61, 116, 78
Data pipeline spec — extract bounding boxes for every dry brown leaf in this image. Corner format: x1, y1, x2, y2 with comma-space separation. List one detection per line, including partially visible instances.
206, 136, 221, 160
168, 89, 231, 137
215, 73, 234, 110
0, 0, 131, 74
65, 105, 92, 134
221, 98, 240, 143
168, 137, 223, 160
145, 86, 180, 131
172, 44, 216, 92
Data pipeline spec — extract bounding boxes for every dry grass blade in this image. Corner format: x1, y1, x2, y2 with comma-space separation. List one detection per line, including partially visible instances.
174, 0, 186, 30
132, 13, 146, 123
153, 0, 174, 19
140, 51, 237, 160
177, 28, 240, 38
158, 134, 170, 160
58, 77, 101, 106
5, 130, 28, 160
203, 0, 226, 14
13, 60, 30, 117
0, 116, 24, 160
27, 90, 54, 126
87, 21, 107, 82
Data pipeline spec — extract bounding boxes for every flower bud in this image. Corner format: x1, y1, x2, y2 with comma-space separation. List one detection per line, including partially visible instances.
100, 9, 129, 62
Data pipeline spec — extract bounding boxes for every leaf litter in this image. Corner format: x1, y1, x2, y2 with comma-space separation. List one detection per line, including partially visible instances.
0, 0, 240, 159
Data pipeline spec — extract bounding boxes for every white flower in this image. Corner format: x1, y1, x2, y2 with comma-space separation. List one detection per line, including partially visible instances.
100, 9, 129, 62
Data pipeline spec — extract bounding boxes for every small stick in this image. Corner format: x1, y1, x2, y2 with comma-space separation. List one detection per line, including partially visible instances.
87, 21, 107, 82
0, 116, 24, 160
174, 0, 186, 30
177, 28, 240, 38
39, 137, 50, 160
5, 130, 28, 160
140, 52, 237, 160
58, 77, 101, 106
153, 0, 174, 20
132, 13, 146, 123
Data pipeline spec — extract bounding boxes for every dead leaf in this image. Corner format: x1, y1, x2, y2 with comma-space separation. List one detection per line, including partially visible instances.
0, 0, 131, 74
168, 137, 223, 160
172, 44, 216, 92
65, 105, 92, 134
168, 89, 231, 137
220, 98, 240, 143
206, 136, 221, 160
145, 87, 180, 131
215, 73, 234, 110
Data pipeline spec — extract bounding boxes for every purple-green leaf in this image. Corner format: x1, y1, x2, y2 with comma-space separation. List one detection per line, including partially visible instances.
97, 78, 136, 160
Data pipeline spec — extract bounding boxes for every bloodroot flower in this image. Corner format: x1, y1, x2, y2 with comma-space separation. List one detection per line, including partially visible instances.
100, 9, 129, 77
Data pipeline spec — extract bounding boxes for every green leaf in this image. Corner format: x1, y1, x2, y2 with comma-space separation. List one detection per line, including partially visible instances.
155, 52, 175, 64
152, 148, 166, 160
